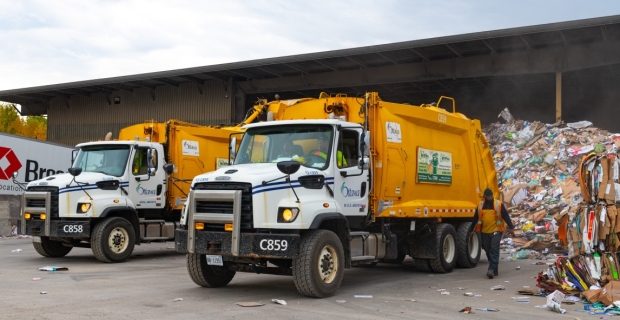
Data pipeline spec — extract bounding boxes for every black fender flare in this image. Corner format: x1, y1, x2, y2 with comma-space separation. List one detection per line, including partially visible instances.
309, 212, 351, 268
99, 206, 141, 245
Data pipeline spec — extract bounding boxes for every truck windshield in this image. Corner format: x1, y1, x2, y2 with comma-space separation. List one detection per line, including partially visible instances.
72, 145, 130, 177
235, 124, 333, 170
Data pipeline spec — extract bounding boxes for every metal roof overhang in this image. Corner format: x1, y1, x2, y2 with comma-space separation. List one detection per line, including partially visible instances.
2, 14, 620, 115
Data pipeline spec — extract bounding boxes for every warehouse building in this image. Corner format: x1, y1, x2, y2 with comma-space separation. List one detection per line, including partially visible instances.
1, 15, 620, 146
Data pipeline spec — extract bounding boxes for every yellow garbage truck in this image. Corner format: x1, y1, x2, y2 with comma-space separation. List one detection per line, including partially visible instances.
18, 120, 241, 262
176, 92, 498, 297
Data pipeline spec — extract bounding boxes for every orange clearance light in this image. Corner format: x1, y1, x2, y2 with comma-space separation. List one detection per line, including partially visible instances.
195, 222, 204, 230
323, 203, 329, 208
113, 199, 119, 203
40, 213, 46, 220
24, 213, 31, 220
224, 223, 233, 231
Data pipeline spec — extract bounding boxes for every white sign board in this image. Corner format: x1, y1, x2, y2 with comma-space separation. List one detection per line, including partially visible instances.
0, 133, 75, 195
182, 140, 199, 156
386, 122, 402, 143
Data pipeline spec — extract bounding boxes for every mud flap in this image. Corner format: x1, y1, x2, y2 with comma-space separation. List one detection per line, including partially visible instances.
408, 230, 438, 259
384, 234, 398, 259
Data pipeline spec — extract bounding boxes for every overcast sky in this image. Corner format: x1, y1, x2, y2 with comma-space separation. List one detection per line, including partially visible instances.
0, 0, 619, 91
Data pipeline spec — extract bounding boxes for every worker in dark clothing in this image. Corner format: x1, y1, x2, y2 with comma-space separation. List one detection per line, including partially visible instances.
469, 188, 515, 279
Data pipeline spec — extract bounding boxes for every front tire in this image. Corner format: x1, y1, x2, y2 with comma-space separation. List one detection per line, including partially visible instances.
91, 217, 135, 263
429, 223, 457, 273
456, 222, 481, 268
292, 229, 345, 298
186, 253, 236, 287
33, 237, 72, 257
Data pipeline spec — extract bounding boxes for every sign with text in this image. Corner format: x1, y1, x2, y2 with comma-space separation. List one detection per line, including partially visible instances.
416, 147, 452, 184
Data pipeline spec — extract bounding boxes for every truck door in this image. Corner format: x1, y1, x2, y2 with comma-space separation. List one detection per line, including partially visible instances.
333, 128, 369, 217
129, 147, 162, 209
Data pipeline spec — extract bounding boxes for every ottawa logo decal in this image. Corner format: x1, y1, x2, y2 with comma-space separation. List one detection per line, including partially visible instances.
0, 147, 22, 180
136, 184, 156, 195
340, 182, 360, 198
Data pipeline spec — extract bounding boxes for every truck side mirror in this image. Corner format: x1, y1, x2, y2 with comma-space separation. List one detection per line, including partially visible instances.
147, 149, 155, 169
362, 132, 370, 157
229, 137, 237, 162
68, 167, 82, 176
12, 171, 18, 179
163, 163, 174, 175
148, 167, 156, 176
277, 161, 301, 175
71, 150, 78, 164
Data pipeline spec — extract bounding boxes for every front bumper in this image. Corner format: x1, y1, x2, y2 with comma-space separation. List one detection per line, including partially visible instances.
24, 219, 91, 238
175, 229, 300, 259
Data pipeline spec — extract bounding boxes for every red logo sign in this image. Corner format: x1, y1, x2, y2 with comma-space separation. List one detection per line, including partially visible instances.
0, 147, 22, 180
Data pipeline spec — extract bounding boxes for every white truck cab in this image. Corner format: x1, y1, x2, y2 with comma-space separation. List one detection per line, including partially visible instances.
20, 140, 175, 262
176, 119, 377, 297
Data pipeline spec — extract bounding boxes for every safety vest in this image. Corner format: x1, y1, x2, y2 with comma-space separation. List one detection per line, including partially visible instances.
475, 199, 506, 232
314, 150, 347, 167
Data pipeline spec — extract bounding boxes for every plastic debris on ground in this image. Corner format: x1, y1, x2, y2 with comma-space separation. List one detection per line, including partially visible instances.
236, 302, 265, 307
490, 285, 505, 290
31, 278, 41, 281
172, 298, 183, 302
354, 295, 373, 299
475, 308, 499, 312
38, 266, 68, 271
272, 299, 287, 305
11, 249, 22, 253
546, 290, 566, 314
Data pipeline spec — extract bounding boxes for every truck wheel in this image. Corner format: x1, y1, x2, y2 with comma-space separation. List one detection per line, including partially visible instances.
186, 253, 236, 287
292, 229, 344, 298
456, 222, 481, 268
33, 237, 72, 257
429, 223, 457, 273
91, 217, 135, 263
414, 258, 432, 272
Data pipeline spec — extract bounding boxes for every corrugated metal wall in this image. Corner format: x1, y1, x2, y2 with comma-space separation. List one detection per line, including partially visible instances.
47, 80, 233, 146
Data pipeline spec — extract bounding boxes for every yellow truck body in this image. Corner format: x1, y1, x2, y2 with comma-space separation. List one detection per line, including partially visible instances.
251, 93, 498, 219
118, 120, 242, 211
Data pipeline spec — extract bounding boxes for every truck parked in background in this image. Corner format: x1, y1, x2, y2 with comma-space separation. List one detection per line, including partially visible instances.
18, 120, 241, 262
176, 92, 498, 297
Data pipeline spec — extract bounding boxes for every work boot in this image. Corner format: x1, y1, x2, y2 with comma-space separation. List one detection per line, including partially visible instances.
486, 270, 494, 279
493, 270, 498, 276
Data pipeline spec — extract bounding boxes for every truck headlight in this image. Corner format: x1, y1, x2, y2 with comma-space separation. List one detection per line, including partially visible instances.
278, 207, 299, 223
77, 203, 91, 213
40, 213, 46, 220
24, 213, 31, 220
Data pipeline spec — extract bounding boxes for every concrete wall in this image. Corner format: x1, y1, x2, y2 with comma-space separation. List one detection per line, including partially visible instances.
0, 196, 19, 236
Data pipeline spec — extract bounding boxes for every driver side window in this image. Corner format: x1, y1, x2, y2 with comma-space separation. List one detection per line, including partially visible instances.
337, 130, 359, 168
132, 148, 151, 175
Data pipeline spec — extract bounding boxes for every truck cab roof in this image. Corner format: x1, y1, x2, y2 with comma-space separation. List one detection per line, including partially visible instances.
76, 140, 156, 148
242, 119, 362, 129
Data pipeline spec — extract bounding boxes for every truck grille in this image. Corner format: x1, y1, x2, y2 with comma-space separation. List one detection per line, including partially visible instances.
194, 182, 253, 230
26, 186, 59, 218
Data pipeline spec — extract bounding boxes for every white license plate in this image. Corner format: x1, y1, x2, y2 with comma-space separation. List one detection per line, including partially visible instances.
33, 236, 41, 243
206, 255, 223, 266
